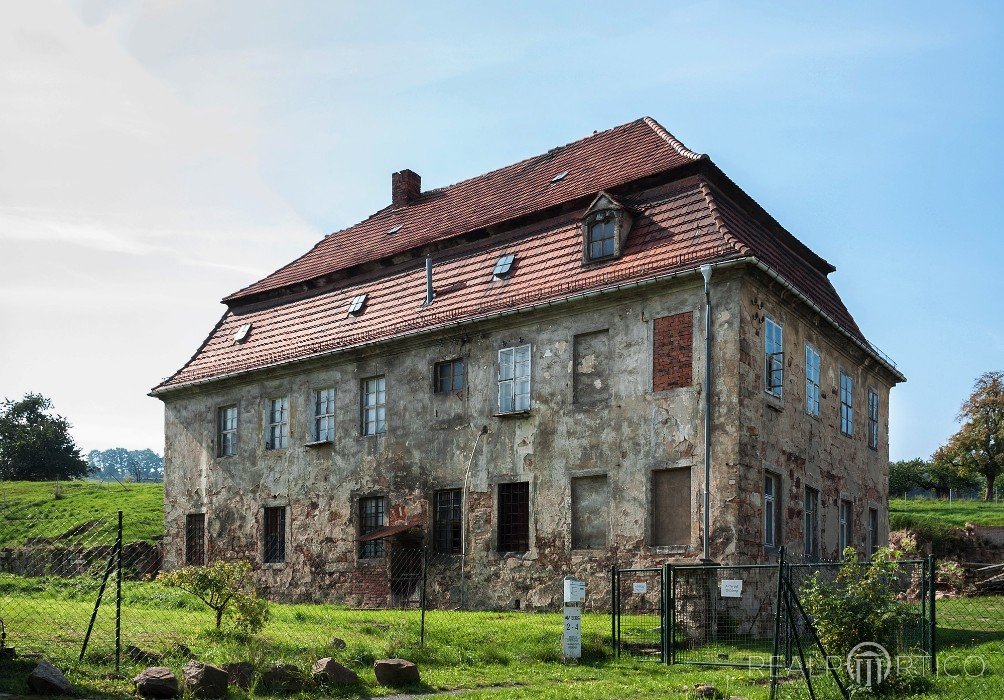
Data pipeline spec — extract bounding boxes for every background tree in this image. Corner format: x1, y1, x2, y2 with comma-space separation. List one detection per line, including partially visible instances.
934, 371, 1004, 502
0, 393, 91, 481
888, 458, 928, 497
87, 447, 163, 482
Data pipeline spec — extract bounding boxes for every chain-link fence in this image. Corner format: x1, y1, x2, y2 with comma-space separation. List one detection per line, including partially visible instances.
934, 562, 1004, 679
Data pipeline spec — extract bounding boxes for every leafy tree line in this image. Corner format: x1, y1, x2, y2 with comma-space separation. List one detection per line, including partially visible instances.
87, 447, 163, 482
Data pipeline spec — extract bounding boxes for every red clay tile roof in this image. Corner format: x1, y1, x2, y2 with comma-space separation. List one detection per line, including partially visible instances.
223, 117, 703, 303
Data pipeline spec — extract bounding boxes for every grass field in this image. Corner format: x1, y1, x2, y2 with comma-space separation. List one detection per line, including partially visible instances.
889, 497, 1004, 531
0, 480, 163, 547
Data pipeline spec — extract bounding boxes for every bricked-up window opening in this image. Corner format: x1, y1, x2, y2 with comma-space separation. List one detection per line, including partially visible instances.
867, 389, 879, 450
185, 513, 206, 565
652, 313, 693, 391
805, 345, 821, 416
571, 475, 609, 549
361, 376, 386, 435
359, 496, 387, 558
764, 472, 781, 547
498, 345, 531, 413
263, 506, 286, 564
765, 317, 784, 397
434, 489, 462, 554
314, 387, 335, 442
586, 214, 617, 260
497, 482, 530, 552
803, 486, 819, 559
867, 507, 879, 556
840, 372, 854, 436
266, 397, 288, 450
434, 359, 465, 394
651, 467, 692, 546
217, 405, 237, 457
839, 499, 853, 554
573, 330, 610, 404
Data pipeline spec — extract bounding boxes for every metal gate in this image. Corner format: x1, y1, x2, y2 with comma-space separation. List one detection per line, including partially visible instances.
611, 566, 665, 661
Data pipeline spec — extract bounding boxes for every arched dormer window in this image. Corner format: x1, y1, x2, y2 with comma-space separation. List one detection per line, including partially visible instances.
582, 192, 632, 263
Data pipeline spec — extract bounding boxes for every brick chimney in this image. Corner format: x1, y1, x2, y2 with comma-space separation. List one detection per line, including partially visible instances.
392, 169, 421, 207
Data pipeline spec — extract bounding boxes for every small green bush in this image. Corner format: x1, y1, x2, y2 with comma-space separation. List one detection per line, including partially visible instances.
158, 560, 269, 634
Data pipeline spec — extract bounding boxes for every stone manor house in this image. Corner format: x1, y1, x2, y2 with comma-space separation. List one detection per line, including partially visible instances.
152, 117, 904, 607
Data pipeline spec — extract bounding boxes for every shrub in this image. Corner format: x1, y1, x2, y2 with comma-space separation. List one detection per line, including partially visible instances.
158, 560, 269, 634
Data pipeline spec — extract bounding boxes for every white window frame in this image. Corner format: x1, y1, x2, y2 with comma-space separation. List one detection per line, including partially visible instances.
839, 499, 853, 554
867, 388, 879, 450
765, 317, 783, 398
764, 472, 780, 548
266, 397, 288, 450
313, 387, 335, 442
805, 344, 821, 417
803, 486, 819, 559
217, 404, 237, 457
498, 344, 531, 413
840, 372, 854, 436
361, 376, 386, 436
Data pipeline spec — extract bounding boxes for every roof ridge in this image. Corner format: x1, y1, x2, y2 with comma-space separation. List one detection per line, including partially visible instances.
698, 180, 752, 256
643, 117, 705, 161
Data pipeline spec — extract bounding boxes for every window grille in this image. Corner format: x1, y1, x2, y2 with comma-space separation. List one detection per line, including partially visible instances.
361, 377, 386, 435
217, 405, 237, 457
314, 388, 335, 442
434, 489, 463, 554
497, 482, 530, 552
359, 496, 387, 558
263, 507, 286, 564
185, 513, 206, 566
498, 345, 531, 413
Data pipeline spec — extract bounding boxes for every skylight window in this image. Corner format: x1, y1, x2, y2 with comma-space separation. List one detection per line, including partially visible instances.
233, 323, 251, 342
550, 171, 568, 183
492, 254, 516, 279
387, 225, 402, 235
348, 294, 368, 315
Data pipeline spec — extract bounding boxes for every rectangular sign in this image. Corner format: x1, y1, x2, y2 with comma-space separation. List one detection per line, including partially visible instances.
562, 605, 581, 658
564, 577, 586, 603
720, 579, 743, 598
632, 581, 648, 594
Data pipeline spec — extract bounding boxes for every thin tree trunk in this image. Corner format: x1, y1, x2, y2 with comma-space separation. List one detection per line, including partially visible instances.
987, 474, 997, 502
215, 607, 223, 629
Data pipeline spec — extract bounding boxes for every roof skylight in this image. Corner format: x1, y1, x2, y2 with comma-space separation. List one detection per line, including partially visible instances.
492, 254, 516, 279
550, 171, 568, 183
233, 323, 252, 342
347, 294, 368, 315
387, 225, 402, 235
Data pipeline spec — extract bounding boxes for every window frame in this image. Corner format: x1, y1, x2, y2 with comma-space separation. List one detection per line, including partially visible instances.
185, 513, 206, 566
497, 481, 530, 553
805, 344, 821, 417
361, 376, 387, 436
867, 388, 879, 450
497, 345, 532, 414
358, 495, 388, 558
840, 372, 854, 436
867, 507, 879, 556
803, 486, 819, 559
265, 397, 289, 450
585, 213, 618, 261
263, 506, 286, 564
433, 489, 463, 554
764, 317, 784, 398
313, 387, 336, 443
764, 471, 781, 548
434, 359, 465, 395
839, 499, 853, 555
217, 404, 238, 458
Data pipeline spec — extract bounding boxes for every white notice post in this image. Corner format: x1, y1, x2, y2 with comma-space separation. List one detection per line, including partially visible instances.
562, 576, 585, 660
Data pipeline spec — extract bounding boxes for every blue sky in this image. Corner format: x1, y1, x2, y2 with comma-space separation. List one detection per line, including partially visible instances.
1, 1, 1001, 459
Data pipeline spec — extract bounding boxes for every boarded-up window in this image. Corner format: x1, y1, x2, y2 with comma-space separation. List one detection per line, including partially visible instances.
650, 467, 692, 546
571, 475, 609, 548
653, 312, 693, 391
573, 330, 610, 404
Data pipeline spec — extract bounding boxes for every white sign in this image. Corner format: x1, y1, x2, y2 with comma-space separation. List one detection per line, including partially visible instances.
720, 579, 743, 598
632, 582, 648, 594
563, 576, 586, 604
562, 605, 582, 658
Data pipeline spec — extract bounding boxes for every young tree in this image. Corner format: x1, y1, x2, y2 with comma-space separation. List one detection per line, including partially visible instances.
0, 393, 90, 481
934, 371, 1004, 502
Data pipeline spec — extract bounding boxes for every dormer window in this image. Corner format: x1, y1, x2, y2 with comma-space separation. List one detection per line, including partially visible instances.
581, 192, 632, 263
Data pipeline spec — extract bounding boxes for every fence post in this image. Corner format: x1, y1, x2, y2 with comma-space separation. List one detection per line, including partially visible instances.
610, 565, 618, 658
769, 546, 786, 699
660, 564, 668, 664
668, 563, 676, 665
420, 545, 428, 648
928, 554, 936, 676
116, 510, 123, 674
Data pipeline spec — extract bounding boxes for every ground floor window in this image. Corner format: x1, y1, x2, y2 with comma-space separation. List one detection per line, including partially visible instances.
263, 506, 286, 564
497, 482, 530, 552
867, 507, 879, 555
803, 487, 819, 559
839, 499, 853, 554
651, 467, 692, 546
434, 489, 462, 554
764, 472, 780, 548
359, 496, 387, 558
571, 474, 609, 549
185, 513, 205, 565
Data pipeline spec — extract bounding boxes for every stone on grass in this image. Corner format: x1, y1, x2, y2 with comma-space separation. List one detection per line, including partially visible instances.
220, 662, 254, 690
693, 685, 721, 699
170, 643, 195, 659
311, 657, 358, 685
182, 660, 229, 698
132, 666, 180, 698
329, 637, 346, 650
26, 660, 72, 695
260, 663, 308, 692
126, 645, 164, 664
373, 658, 420, 687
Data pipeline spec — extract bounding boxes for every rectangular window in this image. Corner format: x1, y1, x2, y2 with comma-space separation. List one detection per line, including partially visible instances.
652, 313, 693, 391
434, 359, 465, 395
765, 318, 783, 397
266, 397, 288, 450
805, 345, 821, 417
764, 472, 781, 548
651, 467, 692, 546
867, 389, 879, 450
185, 513, 206, 566
361, 376, 387, 435
574, 330, 611, 404
497, 482, 530, 552
217, 405, 237, 457
434, 489, 462, 554
587, 216, 617, 260
840, 372, 854, 436
868, 508, 879, 556
571, 475, 609, 549
839, 499, 853, 554
803, 486, 819, 559
313, 388, 335, 442
263, 506, 286, 564
498, 345, 531, 413
359, 496, 387, 558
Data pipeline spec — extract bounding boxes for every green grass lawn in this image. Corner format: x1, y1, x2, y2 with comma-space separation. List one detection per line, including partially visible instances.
889, 497, 1004, 532
0, 480, 163, 547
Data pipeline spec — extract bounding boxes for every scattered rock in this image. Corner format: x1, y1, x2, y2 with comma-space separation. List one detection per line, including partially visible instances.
169, 643, 195, 659
220, 662, 254, 690
182, 660, 229, 698
0, 647, 16, 660
373, 658, 420, 687
132, 666, 180, 698
26, 660, 72, 695
311, 657, 358, 685
126, 645, 164, 664
260, 663, 308, 692
693, 685, 721, 699
329, 637, 347, 650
